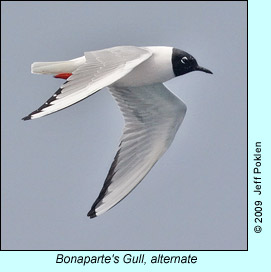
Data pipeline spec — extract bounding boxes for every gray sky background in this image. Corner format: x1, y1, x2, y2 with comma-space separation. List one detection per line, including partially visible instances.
2, 1, 247, 250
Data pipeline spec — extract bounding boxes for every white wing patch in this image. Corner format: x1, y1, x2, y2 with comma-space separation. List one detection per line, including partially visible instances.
23, 46, 152, 120
88, 83, 187, 218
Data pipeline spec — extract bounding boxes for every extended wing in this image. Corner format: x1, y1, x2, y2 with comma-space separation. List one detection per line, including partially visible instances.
88, 83, 187, 218
23, 46, 152, 120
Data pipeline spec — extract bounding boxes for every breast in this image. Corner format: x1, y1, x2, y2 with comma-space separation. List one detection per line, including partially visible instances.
112, 46, 175, 87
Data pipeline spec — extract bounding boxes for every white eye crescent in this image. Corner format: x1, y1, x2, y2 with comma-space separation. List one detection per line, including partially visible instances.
181, 56, 188, 64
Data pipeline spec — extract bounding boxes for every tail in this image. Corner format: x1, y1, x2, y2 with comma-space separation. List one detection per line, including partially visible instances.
31, 56, 85, 75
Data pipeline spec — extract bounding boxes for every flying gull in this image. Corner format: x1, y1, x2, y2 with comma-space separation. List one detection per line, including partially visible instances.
23, 46, 212, 218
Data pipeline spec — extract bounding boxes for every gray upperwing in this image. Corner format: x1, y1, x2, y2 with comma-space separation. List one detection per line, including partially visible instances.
23, 46, 152, 120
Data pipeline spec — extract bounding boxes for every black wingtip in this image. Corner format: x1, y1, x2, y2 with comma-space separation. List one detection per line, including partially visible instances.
87, 209, 97, 219
22, 115, 32, 121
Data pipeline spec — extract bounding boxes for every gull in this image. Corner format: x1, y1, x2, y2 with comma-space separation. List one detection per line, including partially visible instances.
23, 46, 212, 218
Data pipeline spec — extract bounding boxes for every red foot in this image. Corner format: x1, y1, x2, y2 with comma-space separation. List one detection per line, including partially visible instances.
54, 73, 72, 79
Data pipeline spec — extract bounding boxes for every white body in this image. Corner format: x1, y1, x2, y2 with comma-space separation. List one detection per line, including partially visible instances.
113, 47, 175, 87
32, 46, 175, 87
